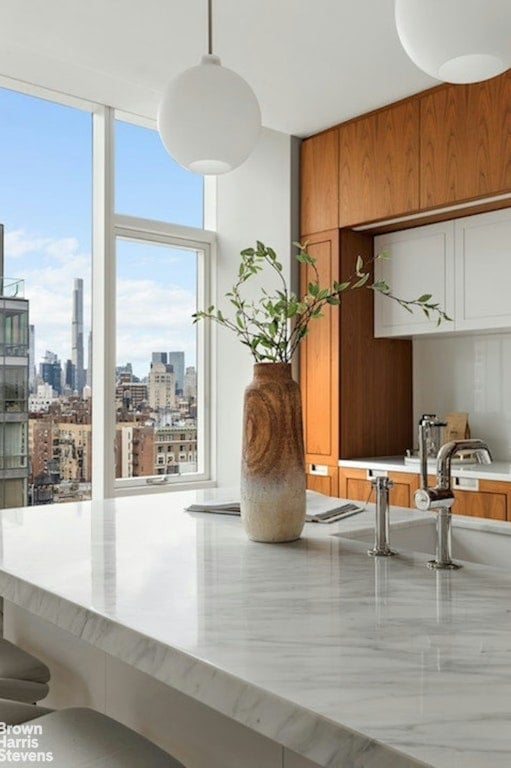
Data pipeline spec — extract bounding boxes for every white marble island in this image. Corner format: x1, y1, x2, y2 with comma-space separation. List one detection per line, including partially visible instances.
0, 493, 510, 768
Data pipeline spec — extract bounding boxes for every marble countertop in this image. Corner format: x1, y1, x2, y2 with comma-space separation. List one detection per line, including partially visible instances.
0, 492, 510, 768
339, 455, 511, 481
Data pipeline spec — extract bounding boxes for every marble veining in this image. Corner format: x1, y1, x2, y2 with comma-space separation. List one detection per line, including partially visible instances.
0, 494, 510, 767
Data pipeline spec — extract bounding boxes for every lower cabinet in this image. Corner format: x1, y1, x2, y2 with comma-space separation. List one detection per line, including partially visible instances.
338, 468, 419, 507
452, 479, 510, 521
338, 467, 511, 521
306, 465, 339, 496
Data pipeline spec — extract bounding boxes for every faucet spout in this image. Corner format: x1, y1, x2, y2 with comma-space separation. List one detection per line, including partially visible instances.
436, 439, 492, 489
414, 437, 492, 571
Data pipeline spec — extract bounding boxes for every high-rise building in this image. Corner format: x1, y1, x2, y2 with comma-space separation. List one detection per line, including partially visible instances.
86, 330, 92, 388
152, 352, 167, 365
71, 277, 84, 395
148, 362, 175, 412
64, 359, 75, 394
40, 350, 62, 394
0, 265, 29, 509
168, 351, 185, 395
28, 324, 35, 393
183, 366, 197, 400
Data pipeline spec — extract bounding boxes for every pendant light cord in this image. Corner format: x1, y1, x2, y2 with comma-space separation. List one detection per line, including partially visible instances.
208, 0, 213, 55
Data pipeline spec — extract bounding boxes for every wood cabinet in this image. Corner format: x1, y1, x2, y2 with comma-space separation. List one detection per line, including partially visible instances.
300, 129, 339, 236
339, 100, 419, 227
306, 465, 339, 496
339, 466, 511, 521
339, 468, 419, 507
452, 478, 511, 521
374, 220, 455, 337
420, 72, 511, 210
299, 229, 413, 476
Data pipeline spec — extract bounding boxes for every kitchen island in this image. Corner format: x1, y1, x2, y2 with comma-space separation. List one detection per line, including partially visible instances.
0, 492, 510, 768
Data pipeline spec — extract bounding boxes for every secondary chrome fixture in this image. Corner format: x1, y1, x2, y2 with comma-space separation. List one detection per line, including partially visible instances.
415, 438, 492, 570
417, 414, 447, 490
367, 476, 396, 558
394, 0, 511, 84
157, 0, 261, 174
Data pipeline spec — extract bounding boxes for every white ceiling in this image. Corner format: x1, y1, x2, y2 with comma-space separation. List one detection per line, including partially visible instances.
0, 0, 438, 137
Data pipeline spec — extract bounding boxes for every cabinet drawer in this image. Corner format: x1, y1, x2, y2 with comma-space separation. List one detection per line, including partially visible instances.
306, 465, 339, 497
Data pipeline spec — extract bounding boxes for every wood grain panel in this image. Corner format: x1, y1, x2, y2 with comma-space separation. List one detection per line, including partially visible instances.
300, 129, 339, 236
300, 230, 339, 464
388, 471, 420, 508
453, 489, 507, 520
420, 71, 511, 208
338, 230, 413, 458
306, 466, 339, 496
339, 101, 419, 226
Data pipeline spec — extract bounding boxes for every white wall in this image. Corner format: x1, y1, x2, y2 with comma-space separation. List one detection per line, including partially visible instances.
209, 128, 299, 487
413, 332, 511, 460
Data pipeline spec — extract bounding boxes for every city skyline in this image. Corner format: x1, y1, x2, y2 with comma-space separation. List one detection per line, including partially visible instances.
0, 85, 203, 381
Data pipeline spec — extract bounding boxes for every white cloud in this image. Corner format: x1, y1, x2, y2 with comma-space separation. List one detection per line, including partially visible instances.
4, 229, 198, 379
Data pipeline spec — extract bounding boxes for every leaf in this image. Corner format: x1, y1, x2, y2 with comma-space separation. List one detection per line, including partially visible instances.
417, 294, 432, 303
308, 282, 319, 296
352, 273, 370, 288
355, 255, 364, 275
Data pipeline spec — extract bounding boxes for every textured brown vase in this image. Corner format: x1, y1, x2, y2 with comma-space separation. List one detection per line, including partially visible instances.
240, 363, 306, 542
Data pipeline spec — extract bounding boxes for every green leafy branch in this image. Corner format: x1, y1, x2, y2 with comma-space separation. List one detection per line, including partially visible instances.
192, 241, 451, 363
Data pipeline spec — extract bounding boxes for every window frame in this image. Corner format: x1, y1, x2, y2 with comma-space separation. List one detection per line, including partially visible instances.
112, 217, 215, 494
92, 106, 216, 499
0, 83, 216, 502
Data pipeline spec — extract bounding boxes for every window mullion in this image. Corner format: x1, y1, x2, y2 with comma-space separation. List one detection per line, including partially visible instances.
91, 106, 116, 499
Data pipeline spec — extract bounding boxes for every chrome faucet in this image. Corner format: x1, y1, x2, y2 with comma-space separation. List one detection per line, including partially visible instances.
414, 438, 492, 569
367, 476, 396, 557
418, 414, 447, 490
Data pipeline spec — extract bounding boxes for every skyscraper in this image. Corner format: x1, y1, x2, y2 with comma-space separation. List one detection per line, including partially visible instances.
28, 324, 35, 393
86, 330, 92, 388
168, 351, 185, 395
0, 274, 29, 509
151, 352, 167, 365
40, 350, 62, 395
71, 277, 84, 395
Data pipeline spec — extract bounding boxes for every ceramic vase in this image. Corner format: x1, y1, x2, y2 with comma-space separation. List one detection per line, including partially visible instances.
240, 362, 306, 542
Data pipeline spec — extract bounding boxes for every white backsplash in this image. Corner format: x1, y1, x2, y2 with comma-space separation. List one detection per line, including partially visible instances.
413, 332, 511, 461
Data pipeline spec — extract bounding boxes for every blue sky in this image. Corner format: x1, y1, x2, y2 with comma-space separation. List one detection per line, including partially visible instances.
0, 86, 203, 379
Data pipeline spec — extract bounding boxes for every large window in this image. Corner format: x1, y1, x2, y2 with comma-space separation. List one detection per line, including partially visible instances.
0, 86, 92, 507
114, 234, 209, 488
0, 84, 212, 508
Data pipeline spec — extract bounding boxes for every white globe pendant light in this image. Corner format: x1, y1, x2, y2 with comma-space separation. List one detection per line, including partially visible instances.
158, 0, 261, 175
395, 0, 511, 84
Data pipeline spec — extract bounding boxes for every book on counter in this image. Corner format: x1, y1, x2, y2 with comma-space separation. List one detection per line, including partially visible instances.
185, 489, 365, 524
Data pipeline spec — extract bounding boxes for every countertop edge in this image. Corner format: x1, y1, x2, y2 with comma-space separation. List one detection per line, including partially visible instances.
338, 456, 511, 482
0, 569, 432, 768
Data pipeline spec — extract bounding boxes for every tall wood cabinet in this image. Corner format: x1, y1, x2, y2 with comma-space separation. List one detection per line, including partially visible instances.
300, 128, 339, 236
299, 229, 413, 484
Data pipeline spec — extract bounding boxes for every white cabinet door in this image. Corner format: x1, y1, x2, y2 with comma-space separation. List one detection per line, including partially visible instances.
455, 208, 511, 331
374, 222, 455, 338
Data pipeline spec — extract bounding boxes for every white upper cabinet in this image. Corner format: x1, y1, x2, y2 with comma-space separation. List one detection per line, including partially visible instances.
454, 208, 511, 331
374, 221, 455, 337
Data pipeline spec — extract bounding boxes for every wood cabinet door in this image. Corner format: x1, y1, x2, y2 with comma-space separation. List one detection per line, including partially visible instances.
339, 100, 419, 227
388, 471, 420, 508
339, 468, 373, 503
420, 71, 511, 209
451, 478, 511, 521
300, 230, 339, 465
306, 466, 339, 496
300, 129, 339, 236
